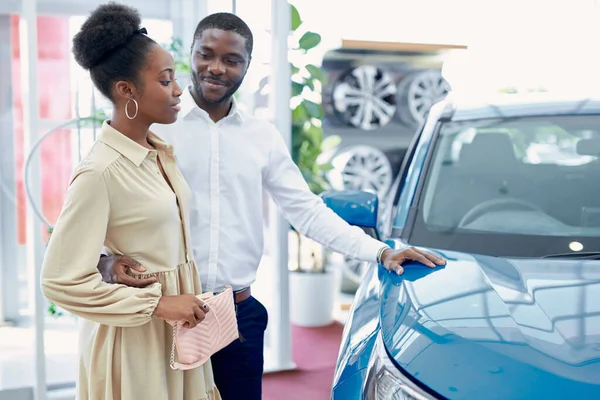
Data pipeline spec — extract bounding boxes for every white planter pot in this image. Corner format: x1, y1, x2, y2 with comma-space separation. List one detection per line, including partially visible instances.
290, 269, 336, 327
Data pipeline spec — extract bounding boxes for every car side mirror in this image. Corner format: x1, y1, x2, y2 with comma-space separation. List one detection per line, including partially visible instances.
321, 190, 379, 238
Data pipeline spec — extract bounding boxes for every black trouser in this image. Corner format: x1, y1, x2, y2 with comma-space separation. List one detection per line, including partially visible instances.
211, 296, 269, 400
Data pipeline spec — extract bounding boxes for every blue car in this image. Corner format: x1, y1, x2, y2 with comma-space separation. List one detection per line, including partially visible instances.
323, 94, 600, 399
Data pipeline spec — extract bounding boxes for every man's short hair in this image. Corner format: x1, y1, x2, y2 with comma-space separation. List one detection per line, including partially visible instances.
193, 13, 253, 57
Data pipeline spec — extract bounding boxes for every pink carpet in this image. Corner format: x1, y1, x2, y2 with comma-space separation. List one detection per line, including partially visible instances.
263, 322, 344, 400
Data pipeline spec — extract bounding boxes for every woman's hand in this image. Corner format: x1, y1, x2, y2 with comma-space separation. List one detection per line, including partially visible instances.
153, 295, 210, 328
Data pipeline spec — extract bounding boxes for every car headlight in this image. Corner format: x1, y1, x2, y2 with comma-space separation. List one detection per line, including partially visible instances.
363, 332, 436, 400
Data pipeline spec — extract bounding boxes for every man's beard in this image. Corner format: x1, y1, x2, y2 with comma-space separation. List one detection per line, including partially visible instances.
191, 72, 244, 105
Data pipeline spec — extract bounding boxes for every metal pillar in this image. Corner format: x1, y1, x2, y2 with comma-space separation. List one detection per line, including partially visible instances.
19, 0, 47, 398
268, 0, 294, 372
0, 15, 19, 325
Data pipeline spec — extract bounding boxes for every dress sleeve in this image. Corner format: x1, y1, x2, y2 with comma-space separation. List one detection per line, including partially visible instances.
41, 167, 162, 327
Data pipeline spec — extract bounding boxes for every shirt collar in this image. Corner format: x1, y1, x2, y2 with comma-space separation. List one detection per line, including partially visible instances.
179, 85, 244, 124
98, 121, 174, 167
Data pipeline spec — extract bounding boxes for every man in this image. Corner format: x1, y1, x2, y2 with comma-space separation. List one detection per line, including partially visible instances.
97, 12, 445, 399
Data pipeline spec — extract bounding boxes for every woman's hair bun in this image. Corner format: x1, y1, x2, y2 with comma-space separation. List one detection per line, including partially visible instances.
72, 2, 142, 70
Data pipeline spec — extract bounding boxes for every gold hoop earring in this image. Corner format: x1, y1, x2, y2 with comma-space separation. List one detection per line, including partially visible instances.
125, 98, 139, 120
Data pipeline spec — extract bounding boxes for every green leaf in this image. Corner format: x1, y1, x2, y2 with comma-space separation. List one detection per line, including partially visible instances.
320, 162, 335, 172
290, 4, 302, 31
304, 77, 315, 91
79, 114, 104, 128
305, 124, 323, 141
298, 32, 321, 51
300, 141, 317, 157
292, 81, 304, 97
48, 302, 63, 317
316, 106, 325, 120
299, 140, 311, 155
305, 64, 326, 83
175, 60, 191, 74
321, 135, 341, 151
292, 123, 304, 136
309, 173, 328, 194
292, 105, 308, 125
292, 130, 305, 147
291, 63, 300, 75
171, 37, 183, 49
301, 99, 321, 118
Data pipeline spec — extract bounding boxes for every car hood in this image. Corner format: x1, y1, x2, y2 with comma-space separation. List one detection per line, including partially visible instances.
380, 251, 600, 399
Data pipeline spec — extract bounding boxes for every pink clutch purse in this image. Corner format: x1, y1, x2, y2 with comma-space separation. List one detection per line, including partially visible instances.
167, 286, 239, 370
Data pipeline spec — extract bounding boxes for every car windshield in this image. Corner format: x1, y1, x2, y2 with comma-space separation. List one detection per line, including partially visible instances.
407, 114, 600, 258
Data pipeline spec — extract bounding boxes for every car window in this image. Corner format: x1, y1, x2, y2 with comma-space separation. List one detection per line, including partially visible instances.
408, 115, 600, 257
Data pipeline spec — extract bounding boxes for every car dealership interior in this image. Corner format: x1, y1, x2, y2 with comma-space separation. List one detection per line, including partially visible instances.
2, 1, 600, 399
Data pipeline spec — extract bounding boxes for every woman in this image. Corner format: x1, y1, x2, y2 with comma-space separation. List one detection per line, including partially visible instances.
40, 3, 220, 399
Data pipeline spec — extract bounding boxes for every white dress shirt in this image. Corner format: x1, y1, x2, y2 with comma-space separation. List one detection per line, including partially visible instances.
153, 87, 387, 292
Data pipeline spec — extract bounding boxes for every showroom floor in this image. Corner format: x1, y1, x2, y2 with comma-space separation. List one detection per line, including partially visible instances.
264, 322, 345, 400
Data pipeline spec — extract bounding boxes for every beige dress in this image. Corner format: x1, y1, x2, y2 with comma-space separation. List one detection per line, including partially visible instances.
41, 121, 220, 400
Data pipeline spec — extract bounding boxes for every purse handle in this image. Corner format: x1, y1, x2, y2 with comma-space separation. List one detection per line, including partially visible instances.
169, 298, 223, 370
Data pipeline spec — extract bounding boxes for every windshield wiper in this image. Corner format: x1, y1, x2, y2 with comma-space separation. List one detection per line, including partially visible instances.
542, 251, 600, 259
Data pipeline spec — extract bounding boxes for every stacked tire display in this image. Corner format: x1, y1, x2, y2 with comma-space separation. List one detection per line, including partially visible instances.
325, 66, 451, 201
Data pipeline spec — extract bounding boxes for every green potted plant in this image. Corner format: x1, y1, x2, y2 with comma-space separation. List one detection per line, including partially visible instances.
287, 2, 342, 327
